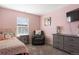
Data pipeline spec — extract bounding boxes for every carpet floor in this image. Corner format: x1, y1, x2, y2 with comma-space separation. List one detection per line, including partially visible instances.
26, 44, 69, 55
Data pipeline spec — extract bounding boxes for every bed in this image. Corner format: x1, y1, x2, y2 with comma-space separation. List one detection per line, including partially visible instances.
0, 37, 29, 55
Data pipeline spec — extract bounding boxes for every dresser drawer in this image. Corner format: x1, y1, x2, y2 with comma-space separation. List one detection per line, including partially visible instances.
64, 43, 79, 54
64, 47, 74, 53
64, 44, 75, 49
72, 37, 79, 44
64, 44, 77, 53
64, 36, 75, 42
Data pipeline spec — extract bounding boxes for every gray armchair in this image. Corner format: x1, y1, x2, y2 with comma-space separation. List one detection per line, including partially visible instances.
32, 30, 45, 45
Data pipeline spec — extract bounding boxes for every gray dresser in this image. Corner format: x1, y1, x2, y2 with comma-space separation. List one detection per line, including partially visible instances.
53, 34, 79, 55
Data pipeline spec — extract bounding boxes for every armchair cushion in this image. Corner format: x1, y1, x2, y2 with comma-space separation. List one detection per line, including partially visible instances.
35, 30, 41, 35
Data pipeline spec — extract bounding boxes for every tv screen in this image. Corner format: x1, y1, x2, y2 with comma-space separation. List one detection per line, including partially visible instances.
66, 8, 79, 22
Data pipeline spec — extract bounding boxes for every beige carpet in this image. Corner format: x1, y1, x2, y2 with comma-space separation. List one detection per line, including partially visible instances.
26, 44, 69, 55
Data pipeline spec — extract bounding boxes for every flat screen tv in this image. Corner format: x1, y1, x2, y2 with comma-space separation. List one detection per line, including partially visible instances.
66, 8, 79, 22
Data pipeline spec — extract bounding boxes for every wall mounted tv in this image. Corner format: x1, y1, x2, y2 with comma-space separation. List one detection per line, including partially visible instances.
66, 8, 79, 22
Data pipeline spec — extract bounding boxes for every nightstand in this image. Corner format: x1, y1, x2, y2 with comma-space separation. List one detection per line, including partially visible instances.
18, 35, 29, 44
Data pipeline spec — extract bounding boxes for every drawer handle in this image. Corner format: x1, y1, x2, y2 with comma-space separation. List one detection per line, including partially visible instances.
56, 41, 59, 43
70, 45, 74, 47
70, 39, 74, 41
70, 50, 74, 52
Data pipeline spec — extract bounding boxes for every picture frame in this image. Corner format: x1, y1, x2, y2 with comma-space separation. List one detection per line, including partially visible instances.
44, 17, 51, 26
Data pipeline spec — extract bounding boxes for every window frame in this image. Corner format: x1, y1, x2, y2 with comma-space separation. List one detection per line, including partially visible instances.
16, 17, 29, 36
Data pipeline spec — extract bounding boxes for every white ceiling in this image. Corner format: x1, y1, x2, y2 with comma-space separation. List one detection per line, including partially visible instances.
0, 4, 67, 15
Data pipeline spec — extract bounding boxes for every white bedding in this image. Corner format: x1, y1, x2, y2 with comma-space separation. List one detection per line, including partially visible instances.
0, 37, 29, 55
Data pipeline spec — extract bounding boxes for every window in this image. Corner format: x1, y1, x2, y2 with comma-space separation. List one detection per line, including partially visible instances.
16, 17, 29, 36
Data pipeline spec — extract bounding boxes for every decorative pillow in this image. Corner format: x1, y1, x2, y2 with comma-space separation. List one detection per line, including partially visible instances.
4, 32, 15, 39
4, 33, 12, 39
0, 33, 5, 40
35, 30, 41, 35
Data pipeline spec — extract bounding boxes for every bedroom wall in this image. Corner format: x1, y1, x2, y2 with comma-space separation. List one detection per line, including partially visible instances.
0, 7, 40, 40
40, 4, 79, 45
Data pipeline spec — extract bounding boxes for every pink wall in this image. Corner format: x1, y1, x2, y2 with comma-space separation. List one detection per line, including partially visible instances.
0, 7, 40, 39
1, 5, 79, 45
40, 4, 79, 45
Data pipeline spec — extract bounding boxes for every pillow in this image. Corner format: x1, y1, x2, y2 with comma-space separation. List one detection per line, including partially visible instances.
0, 34, 5, 40
4, 33, 12, 39
4, 32, 15, 39
35, 30, 41, 35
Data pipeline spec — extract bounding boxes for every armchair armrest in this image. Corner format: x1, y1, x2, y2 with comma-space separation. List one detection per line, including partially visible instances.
41, 35, 45, 39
